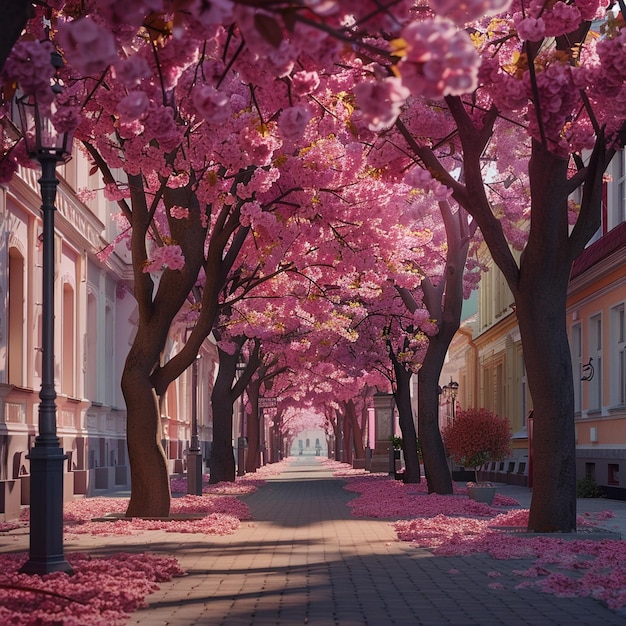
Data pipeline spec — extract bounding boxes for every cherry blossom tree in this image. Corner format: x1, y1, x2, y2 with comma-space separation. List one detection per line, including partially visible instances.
350, 3, 626, 531
5, 1, 438, 516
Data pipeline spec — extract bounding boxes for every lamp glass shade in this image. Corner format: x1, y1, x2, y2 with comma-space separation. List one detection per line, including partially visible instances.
1, 115, 21, 154
16, 93, 72, 162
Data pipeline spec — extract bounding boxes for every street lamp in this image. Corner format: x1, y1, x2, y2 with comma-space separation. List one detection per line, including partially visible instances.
15, 56, 74, 575
187, 355, 203, 495
235, 359, 247, 476
447, 378, 459, 420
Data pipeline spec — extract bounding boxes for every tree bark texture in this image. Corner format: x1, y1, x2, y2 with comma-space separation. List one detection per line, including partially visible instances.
393, 362, 421, 483
245, 380, 261, 473
122, 335, 170, 517
209, 349, 238, 484
344, 400, 365, 460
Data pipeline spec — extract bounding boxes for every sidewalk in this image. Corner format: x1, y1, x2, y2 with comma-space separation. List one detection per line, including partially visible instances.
118, 457, 625, 625
8, 457, 626, 625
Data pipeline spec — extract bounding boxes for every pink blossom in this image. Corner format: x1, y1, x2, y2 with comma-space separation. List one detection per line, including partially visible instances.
2, 40, 56, 103
515, 16, 546, 41
441, 408, 512, 471
291, 70, 321, 96
117, 91, 150, 121
278, 106, 313, 142
429, 0, 513, 25
170, 205, 190, 220
0, 158, 17, 184
56, 17, 119, 76
97, 0, 162, 28
413, 308, 430, 327
113, 56, 152, 87
543, 3, 582, 38
354, 77, 410, 131
574, 0, 605, 20
193, 85, 231, 124
0, 551, 185, 625
143, 245, 185, 273
488, 582, 505, 589
398, 19, 479, 98
191, 0, 235, 25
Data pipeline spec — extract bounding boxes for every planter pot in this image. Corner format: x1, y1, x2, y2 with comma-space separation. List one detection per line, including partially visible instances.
467, 485, 496, 505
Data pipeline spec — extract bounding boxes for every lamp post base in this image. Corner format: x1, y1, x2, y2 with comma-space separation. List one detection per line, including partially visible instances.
186, 449, 203, 496
19, 445, 73, 575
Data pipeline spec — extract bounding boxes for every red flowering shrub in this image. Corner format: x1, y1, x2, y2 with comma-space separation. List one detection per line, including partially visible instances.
441, 408, 512, 471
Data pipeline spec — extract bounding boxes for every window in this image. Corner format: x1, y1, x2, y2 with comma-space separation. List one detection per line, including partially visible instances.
570, 323, 582, 413
608, 464, 620, 486
62, 283, 75, 396
85, 292, 98, 401
611, 304, 626, 406
588, 314, 602, 411
496, 362, 505, 417
8, 248, 25, 387
105, 304, 114, 405
608, 149, 626, 231
585, 462, 596, 480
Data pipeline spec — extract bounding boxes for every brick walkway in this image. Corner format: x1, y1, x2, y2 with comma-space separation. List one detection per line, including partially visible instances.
117, 457, 626, 625
5, 457, 626, 625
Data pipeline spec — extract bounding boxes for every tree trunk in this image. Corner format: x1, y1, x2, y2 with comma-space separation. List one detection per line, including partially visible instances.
517, 275, 576, 531
394, 201, 469, 494
245, 382, 261, 473
345, 400, 365, 460
209, 351, 237, 484
393, 362, 421, 483
338, 406, 350, 464
418, 358, 453, 494
122, 340, 170, 517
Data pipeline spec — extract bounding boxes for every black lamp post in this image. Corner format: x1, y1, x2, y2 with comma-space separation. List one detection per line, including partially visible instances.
448, 378, 459, 420
16, 71, 74, 575
236, 360, 247, 476
187, 355, 203, 495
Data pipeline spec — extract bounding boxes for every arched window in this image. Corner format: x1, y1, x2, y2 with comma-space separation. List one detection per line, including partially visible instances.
8, 248, 25, 386
105, 304, 114, 405
62, 282, 75, 396
85, 291, 98, 401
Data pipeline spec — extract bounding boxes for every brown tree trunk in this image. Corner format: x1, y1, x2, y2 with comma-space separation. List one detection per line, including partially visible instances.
395, 200, 469, 494
209, 348, 238, 484
122, 338, 170, 517
517, 272, 576, 531
417, 357, 452, 494
345, 400, 365, 460
342, 408, 353, 464
245, 380, 261, 473
393, 361, 421, 483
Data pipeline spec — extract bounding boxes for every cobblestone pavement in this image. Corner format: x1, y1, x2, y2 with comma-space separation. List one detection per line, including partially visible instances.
5, 457, 626, 625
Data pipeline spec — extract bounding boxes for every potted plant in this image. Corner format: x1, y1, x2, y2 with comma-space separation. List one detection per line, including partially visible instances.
389, 436, 403, 479
390, 436, 403, 451
441, 408, 512, 504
